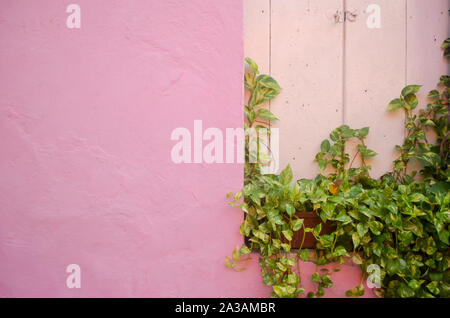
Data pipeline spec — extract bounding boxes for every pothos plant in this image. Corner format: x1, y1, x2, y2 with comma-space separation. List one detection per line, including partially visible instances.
242, 57, 281, 184
226, 41, 449, 298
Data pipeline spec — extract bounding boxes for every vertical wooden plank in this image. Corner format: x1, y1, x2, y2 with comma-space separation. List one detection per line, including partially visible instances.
270, 0, 345, 178
344, 0, 406, 178
244, 1, 271, 165
244, 0, 270, 73
407, 1, 449, 99
405, 0, 449, 174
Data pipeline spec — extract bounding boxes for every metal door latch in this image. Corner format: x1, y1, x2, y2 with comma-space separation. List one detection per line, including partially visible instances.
333, 9, 358, 23
345, 9, 358, 22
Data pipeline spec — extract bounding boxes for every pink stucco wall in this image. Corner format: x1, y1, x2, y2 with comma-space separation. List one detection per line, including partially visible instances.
0, 0, 254, 297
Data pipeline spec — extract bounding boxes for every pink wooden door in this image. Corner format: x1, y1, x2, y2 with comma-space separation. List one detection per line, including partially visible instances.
245, 0, 449, 179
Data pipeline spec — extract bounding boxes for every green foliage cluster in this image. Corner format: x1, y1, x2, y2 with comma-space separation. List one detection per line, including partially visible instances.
243, 57, 281, 184
387, 79, 449, 183
226, 42, 450, 298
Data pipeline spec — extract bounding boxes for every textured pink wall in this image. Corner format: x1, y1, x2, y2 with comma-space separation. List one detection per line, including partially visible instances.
0, 0, 257, 297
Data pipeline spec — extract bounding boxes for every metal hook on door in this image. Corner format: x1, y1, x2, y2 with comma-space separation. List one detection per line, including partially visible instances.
332, 9, 358, 23
345, 9, 358, 22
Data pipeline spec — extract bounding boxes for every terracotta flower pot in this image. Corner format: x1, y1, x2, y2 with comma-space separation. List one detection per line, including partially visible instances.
245, 211, 336, 250
291, 212, 336, 249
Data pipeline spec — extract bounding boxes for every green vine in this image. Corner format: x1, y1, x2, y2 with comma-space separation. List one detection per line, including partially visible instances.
226, 41, 449, 298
